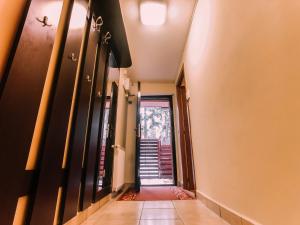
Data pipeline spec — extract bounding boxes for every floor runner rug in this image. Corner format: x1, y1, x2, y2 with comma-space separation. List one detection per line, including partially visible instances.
118, 186, 194, 201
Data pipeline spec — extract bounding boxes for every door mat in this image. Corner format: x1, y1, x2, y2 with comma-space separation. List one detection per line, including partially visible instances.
118, 186, 194, 201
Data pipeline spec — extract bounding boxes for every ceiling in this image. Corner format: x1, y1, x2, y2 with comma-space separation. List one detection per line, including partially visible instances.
119, 0, 197, 82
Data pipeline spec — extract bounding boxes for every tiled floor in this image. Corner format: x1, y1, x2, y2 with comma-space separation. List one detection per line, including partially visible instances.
80, 200, 229, 225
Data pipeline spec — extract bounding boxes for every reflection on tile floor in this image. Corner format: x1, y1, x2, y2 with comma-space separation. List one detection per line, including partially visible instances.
80, 200, 229, 225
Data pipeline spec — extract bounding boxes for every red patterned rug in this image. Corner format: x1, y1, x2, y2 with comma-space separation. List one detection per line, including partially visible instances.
118, 186, 194, 201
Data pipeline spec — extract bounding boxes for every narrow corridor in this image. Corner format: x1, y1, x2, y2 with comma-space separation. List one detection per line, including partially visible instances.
1, 0, 300, 224
80, 200, 228, 225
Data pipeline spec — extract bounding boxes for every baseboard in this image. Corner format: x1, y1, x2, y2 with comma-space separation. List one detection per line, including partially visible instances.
177, 180, 183, 187
63, 194, 112, 225
63, 183, 133, 225
196, 190, 261, 225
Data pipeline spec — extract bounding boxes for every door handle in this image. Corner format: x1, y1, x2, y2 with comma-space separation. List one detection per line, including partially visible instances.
138, 126, 141, 138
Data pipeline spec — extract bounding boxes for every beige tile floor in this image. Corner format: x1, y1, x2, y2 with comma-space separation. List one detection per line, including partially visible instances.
80, 200, 229, 225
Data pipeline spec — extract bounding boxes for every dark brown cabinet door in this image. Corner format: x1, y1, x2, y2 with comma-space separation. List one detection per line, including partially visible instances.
102, 81, 119, 188
29, 1, 88, 224
94, 51, 119, 200
79, 31, 110, 211
0, 0, 61, 224
61, 13, 104, 224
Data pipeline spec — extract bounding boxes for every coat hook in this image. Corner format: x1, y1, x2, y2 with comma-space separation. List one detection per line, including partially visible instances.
86, 75, 92, 82
36, 16, 52, 27
93, 16, 103, 32
68, 53, 78, 62
103, 32, 112, 44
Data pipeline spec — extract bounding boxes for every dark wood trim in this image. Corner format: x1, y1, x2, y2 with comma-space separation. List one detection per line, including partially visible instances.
176, 68, 196, 191
92, 42, 110, 201
79, 24, 107, 211
134, 82, 141, 191
102, 82, 119, 188
59, 12, 104, 223
94, 0, 131, 67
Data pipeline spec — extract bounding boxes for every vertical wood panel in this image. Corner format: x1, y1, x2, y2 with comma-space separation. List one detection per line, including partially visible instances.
103, 82, 119, 188
61, 13, 106, 224
0, 0, 60, 224
29, 0, 88, 224
93, 43, 110, 201
79, 33, 109, 210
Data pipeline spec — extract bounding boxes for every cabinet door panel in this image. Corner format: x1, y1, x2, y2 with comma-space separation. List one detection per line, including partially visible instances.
61, 14, 101, 224
0, 0, 61, 224
80, 35, 109, 210
29, 1, 88, 224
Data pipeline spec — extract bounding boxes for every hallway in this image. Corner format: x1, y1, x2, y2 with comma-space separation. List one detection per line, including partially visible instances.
80, 200, 228, 225
1, 0, 300, 224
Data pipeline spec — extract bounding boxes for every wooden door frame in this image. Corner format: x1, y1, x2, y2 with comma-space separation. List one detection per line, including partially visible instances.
134, 82, 141, 191
176, 67, 196, 191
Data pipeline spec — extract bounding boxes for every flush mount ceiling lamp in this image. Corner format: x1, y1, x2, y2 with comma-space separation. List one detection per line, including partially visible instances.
140, 0, 167, 26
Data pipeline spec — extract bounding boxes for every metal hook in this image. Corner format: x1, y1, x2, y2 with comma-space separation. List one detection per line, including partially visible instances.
103, 32, 112, 44
86, 75, 92, 83
93, 16, 103, 32
36, 16, 52, 27
68, 53, 78, 62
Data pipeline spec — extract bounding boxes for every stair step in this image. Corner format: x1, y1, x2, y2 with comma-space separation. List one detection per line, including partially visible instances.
140, 168, 158, 171
140, 164, 158, 167
140, 156, 158, 159
140, 171, 159, 174
140, 161, 158, 164
140, 175, 160, 178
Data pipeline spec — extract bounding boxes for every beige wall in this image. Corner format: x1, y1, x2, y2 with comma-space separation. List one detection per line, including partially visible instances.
124, 81, 183, 184
183, 0, 300, 225
114, 70, 128, 148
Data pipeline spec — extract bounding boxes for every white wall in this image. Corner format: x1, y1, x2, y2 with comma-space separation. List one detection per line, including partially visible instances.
183, 0, 300, 224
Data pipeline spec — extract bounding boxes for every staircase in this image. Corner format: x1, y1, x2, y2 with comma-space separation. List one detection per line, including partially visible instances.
159, 144, 173, 179
140, 139, 159, 179
139, 139, 174, 180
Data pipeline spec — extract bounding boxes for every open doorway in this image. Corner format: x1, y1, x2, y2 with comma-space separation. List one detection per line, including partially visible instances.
138, 96, 177, 186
